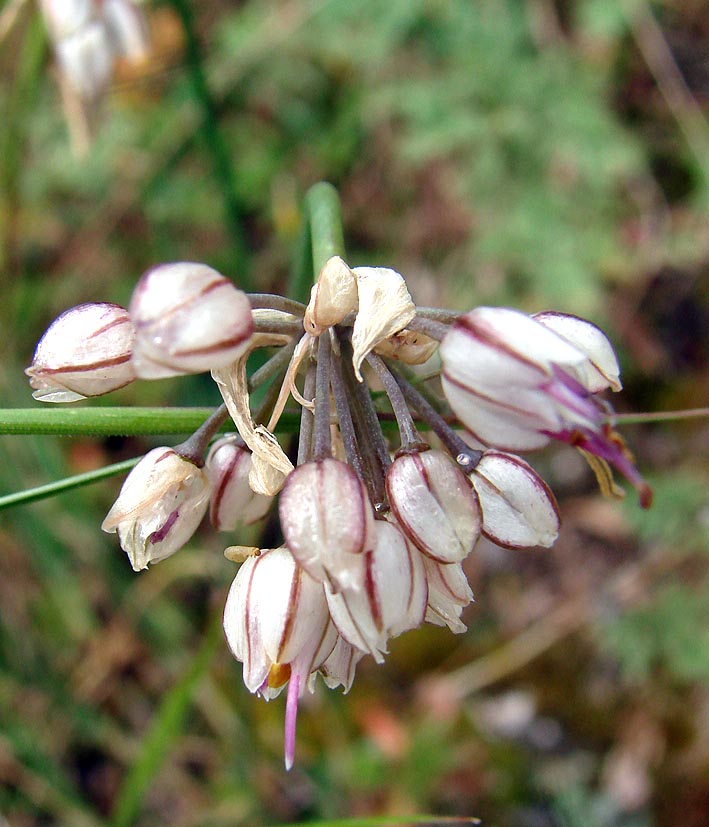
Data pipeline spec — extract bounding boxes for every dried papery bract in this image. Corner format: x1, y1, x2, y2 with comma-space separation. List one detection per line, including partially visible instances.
304, 256, 358, 334
26, 302, 136, 402
470, 451, 560, 549
350, 266, 416, 381
386, 449, 481, 564
325, 520, 427, 662
223, 547, 337, 769
279, 458, 375, 592
102, 447, 210, 571
205, 436, 273, 531
423, 558, 474, 634
130, 262, 254, 378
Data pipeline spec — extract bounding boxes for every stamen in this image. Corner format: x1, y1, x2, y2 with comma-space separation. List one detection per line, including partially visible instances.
284, 670, 301, 771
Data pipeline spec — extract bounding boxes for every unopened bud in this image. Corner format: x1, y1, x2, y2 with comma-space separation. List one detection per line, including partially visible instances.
130, 262, 253, 378
386, 449, 481, 563
206, 435, 272, 531
26, 302, 135, 402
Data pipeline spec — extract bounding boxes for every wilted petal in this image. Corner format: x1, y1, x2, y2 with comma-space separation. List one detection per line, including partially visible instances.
470, 451, 560, 549
130, 262, 253, 378
206, 436, 272, 531
325, 519, 427, 662
304, 256, 358, 334
386, 449, 481, 563
423, 558, 474, 634
26, 302, 135, 402
533, 311, 621, 392
374, 328, 439, 365
211, 348, 293, 496
351, 266, 416, 381
279, 458, 375, 591
102, 447, 209, 571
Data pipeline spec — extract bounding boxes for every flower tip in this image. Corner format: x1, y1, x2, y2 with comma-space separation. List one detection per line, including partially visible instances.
639, 481, 653, 510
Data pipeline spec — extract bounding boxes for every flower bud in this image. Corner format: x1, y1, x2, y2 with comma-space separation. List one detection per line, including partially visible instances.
470, 451, 560, 549
206, 436, 272, 531
325, 519, 427, 662
386, 449, 481, 564
26, 302, 136, 402
423, 558, 474, 634
101, 447, 210, 571
130, 262, 253, 378
223, 547, 337, 769
279, 458, 376, 591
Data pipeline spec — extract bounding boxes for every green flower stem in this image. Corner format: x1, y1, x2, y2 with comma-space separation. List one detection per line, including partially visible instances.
304, 181, 346, 275
0, 458, 139, 511
0, 407, 301, 437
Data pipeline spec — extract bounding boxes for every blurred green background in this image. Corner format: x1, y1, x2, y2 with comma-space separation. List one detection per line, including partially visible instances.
1, 1, 708, 825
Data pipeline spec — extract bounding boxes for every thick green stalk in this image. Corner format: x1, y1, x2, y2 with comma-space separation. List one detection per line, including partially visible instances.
304, 182, 346, 274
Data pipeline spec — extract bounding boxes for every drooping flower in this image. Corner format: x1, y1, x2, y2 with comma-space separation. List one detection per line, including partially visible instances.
101, 447, 210, 571
26, 302, 136, 402
385, 448, 482, 563
130, 262, 254, 379
223, 547, 337, 769
279, 458, 376, 592
325, 519, 428, 662
205, 435, 273, 531
440, 307, 651, 505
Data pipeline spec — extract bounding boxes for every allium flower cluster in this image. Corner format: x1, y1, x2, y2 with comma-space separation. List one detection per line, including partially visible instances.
27, 255, 650, 767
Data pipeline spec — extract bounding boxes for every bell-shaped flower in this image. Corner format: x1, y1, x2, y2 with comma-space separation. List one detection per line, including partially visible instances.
469, 450, 560, 549
279, 458, 376, 591
130, 262, 254, 378
325, 519, 428, 663
440, 307, 650, 504
423, 558, 474, 634
386, 449, 481, 564
223, 547, 337, 769
205, 436, 273, 531
26, 302, 136, 402
102, 447, 210, 571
